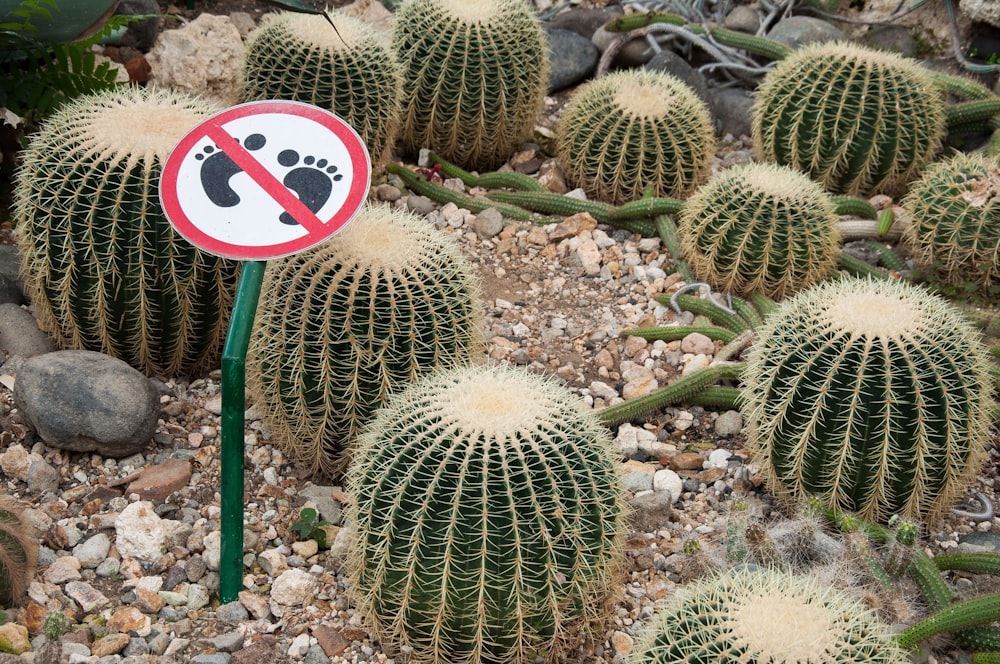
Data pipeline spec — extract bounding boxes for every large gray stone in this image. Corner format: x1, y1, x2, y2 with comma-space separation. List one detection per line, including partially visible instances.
547, 28, 599, 92
766, 16, 845, 48
0, 274, 23, 306
709, 86, 754, 139
0, 303, 56, 358
13, 350, 159, 457
961, 0, 1000, 28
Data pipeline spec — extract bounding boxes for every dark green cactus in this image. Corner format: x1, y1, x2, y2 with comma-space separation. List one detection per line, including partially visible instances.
679, 162, 842, 298
346, 363, 626, 664
0, 495, 38, 607
901, 152, 1000, 293
741, 277, 993, 523
13, 87, 240, 376
752, 41, 946, 197
393, 0, 549, 170
246, 204, 483, 475
631, 567, 908, 664
239, 11, 402, 165
557, 69, 715, 205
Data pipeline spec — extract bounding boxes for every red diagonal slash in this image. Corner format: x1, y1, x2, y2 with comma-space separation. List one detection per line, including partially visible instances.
204, 124, 326, 233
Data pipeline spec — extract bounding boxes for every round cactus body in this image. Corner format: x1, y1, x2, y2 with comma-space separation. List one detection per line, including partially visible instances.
679, 162, 841, 298
13, 87, 240, 377
741, 277, 992, 523
393, 0, 549, 170
557, 69, 715, 205
347, 363, 626, 664
752, 42, 945, 196
239, 11, 402, 165
246, 204, 482, 475
901, 152, 1000, 293
632, 567, 909, 664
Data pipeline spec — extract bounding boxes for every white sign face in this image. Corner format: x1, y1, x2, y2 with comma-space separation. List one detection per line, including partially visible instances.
160, 100, 371, 260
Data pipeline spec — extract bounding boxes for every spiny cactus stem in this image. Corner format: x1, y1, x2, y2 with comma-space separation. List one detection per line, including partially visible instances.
836, 252, 894, 280
863, 241, 909, 273
831, 195, 877, 219
837, 219, 905, 243
945, 99, 1000, 129
623, 325, 737, 344
877, 209, 897, 238
897, 594, 1000, 650
597, 362, 744, 425
730, 297, 763, 329
973, 653, 1000, 664
928, 70, 995, 100
884, 517, 919, 578
486, 190, 615, 222
749, 292, 777, 318
428, 152, 477, 186
603, 12, 791, 61
933, 552, 1000, 575
654, 215, 694, 283
714, 330, 754, 363
686, 385, 741, 409
655, 293, 750, 333
608, 197, 685, 220
429, 153, 547, 192
991, 401, 1000, 425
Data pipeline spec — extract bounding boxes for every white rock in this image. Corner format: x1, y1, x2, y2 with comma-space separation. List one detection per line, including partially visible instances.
0, 444, 30, 480
588, 381, 619, 401
706, 449, 732, 469
146, 14, 245, 106
43, 556, 82, 584
203, 530, 222, 571
573, 238, 602, 275
681, 332, 715, 355
258, 549, 288, 577
72, 533, 111, 569
288, 632, 312, 658
653, 469, 683, 503
115, 501, 167, 564
271, 568, 318, 606
615, 423, 640, 457
681, 353, 711, 376
673, 411, 695, 431
611, 630, 634, 656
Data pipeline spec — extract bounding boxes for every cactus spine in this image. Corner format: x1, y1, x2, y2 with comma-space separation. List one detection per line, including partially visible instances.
246, 204, 482, 475
0, 495, 37, 607
752, 42, 946, 196
631, 567, 908, 664
347, 363, 626, 664
741, 277, 993, 523
901, 152, 1000, 293
557, 69, 715, 205
239, 11, 402, 165
393, 0, 549, 170
13, 87, 239, 376
679, 163, 842, 298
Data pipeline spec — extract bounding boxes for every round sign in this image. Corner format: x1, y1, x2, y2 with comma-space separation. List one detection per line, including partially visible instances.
159, 100, 371, 260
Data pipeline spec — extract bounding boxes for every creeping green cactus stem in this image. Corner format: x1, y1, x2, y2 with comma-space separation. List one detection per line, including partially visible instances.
898, 595, 1000, 649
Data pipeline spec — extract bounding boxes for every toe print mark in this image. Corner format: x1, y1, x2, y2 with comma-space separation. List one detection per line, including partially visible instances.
196, 134, 266, 208
276, 149, 343, 226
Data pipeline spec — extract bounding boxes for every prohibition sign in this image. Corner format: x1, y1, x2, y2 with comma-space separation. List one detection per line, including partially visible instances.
160, 100, 371, 260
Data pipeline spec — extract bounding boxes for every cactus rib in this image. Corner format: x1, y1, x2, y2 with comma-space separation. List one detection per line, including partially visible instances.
831, 195, 878, 219
486, 189, 615, 221
897, 595, 1000, 649
597, 363, 745, 425
657, 293, 750, 333
933, 552, 1000, 575
654, 215, 694, 282
945, 99, 1000, 129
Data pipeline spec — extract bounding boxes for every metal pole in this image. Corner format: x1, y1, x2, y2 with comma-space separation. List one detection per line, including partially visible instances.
219, 260, 266, 604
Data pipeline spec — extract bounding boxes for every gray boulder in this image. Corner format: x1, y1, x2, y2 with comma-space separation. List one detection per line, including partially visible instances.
13, 350, 159, 457
547, 28, 599, 92
0, 303, 56, 358
766, 16, 845, 48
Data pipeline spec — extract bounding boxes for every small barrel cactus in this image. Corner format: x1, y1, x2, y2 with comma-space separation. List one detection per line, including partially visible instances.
741, 277, 993, 523
347, 363, 626, 664
13, 87, 240, 377
0, 495, 38, 607
239, 11, 402, 165
557, 69, 715, 205
393, 0, 549, 170
752, 41, 945, 196
901, 152, 1000, 293
678, 162, 841, 298
631, 567, 909, 664
246, 204, 483, 476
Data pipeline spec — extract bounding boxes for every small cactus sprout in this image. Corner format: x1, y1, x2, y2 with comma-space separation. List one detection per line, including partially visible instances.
741, 277, 993, 523
347, 363, 626, 664
0, 495, 38, 607
679, 162, 841, 298
239, 11, 402, 165
13, 87, 239, 376
901, 152, 1000, 293
393, 0, 550, 170
752, 41, 946, 196
246, 204, 482, 475
631, 567, 908, 664
557, 69, 715, 205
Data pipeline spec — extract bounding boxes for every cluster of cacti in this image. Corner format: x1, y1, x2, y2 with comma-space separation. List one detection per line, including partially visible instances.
678, 162, 841, 298
557, 69, 715, 205
741, 277, 992, 523
246, 204, 482, 476
901, 152, 1000, 293
752, 41, 946, 196
631, 567, 908, 664
13, 87, 240, 377
239, 11, 402, 165
346, 363, 626, 664
393, 0, 549, 170
0, 495, 38, 607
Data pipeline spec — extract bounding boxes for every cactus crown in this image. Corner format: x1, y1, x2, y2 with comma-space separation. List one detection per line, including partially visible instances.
557, 69, 715, 205
247, 204, 483, 476
347, 363, 626, 664
752, 41, 945, 196
631, 567, 908, 664
679, 162, 841, 298
741, 277, 992, 523
901, 151, 1000, 293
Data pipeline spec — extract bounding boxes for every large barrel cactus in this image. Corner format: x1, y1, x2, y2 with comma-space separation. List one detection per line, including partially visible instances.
13, 87, 239, 376
679, 162, 841, 298
346, 363, 626, 664
557, 69, 715, 205
393, 0, 549, 170
239, 11, 402, 165
741, 277, 992, 523
901, 152, 1000, 294
752, 41, 945, 196
0, 495, 38, 607
246, 204, 482, 476
631, 567, 908, 664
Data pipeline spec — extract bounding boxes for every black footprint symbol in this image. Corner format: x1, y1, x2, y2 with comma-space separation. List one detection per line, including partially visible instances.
196, 133, 267, 208
277, 149, 343, 226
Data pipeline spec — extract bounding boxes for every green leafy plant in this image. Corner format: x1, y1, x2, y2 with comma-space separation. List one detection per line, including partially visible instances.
289, 507, 331, 549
